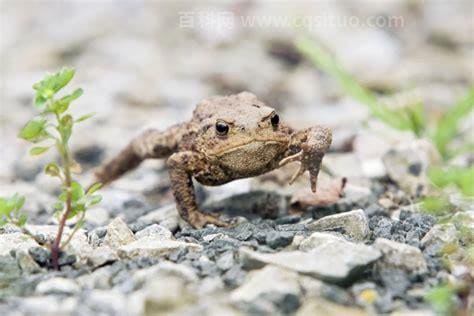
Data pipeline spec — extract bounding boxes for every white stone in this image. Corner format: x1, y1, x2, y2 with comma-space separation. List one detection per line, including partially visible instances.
240, 240, 380, 284
374, 238, 428, 273
104, 217, 135, 248
421, 223, 458, 249
36, 277, 80, 295
306, 209, 370, 241
135, 224, 172, 240
299, 232, 346, 251
230, 265, 300, 304
118, 238, 202, 259
87, 245, 118, 268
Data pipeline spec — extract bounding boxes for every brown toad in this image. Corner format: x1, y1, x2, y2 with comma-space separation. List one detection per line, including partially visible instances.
95, 92, 332, 228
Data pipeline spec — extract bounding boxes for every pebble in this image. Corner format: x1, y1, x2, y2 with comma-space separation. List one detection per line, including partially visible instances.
134, 224, 172, 240
265, 231, 294, 249
230, 265, 301, 314
118, 239, 202, 259
104, 217, 135, 248
239, 238, 381, 285
36, 277, 80, 295
374, 238, 428, 274
306, 209, 370, 241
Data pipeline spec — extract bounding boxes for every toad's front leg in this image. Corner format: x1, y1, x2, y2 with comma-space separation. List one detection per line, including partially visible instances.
167, 151, 228, 229
280, 125, 332, 192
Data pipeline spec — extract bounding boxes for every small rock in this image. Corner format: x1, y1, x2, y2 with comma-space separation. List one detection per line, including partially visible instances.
265, 231, 294, 249
87, 245, 118, 268
135, 224, 172, 240
144, 276, 194, 313
104, 217, 135, 248
0, 232, 39, 277
298, 232, 345, 252
239, 238, 380, 285
421, 223, 458, 254
223, 265, 247, 288
374, 238, 428, 274
16, 250, 42, 274
118, 238, 202, 259
36, 277, 80, 295
306, 209, 369, 241
231, 265, 301, 314
19, 296, 78, 315
216, 251, 235, 271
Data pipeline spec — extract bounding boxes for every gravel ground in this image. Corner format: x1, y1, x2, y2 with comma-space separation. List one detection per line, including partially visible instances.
1, 1, 473, 315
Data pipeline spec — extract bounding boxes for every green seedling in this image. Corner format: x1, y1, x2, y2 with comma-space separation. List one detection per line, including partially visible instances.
17, 67, 102, 269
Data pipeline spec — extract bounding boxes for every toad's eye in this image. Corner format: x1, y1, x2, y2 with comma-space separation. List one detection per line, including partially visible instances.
215, 121, 229, 136
270, 113, 280, 126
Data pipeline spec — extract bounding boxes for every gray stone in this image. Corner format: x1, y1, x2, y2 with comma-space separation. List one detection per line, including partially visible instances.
239, 239, 380, 285
374, 238, 428, 274
0, 232, 39, 277
306, 209, 370, 241
230, 265, 301, 314
36, 277, 80, 295
216, 251, 235, 271
265, 231, 294, 249
135, 224, 172, 240
104, 217, 135, 248
223, 265, 247, 288
118, 238, 202, 259
16, 250, 42, 274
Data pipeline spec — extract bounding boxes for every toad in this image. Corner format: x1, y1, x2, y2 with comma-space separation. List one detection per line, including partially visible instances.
95, 92, 332, 228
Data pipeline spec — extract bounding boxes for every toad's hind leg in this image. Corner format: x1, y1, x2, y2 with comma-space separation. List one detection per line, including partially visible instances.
167, 152, 228, 228
95, 125, 184, 185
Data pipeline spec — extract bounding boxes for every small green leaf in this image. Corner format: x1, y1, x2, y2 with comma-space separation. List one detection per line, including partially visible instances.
0, 197, 13, 215
29, 146, 50, 156
59, 114, 73, 142
44, 163, 61, 177
75, 112, 95, 123
17, 213, 28, 227
70, 181, 85, 202
18, 118, 48, 142
89, 194, 102, 206
86, 183, 102, 195
0, 194, 25, 216
49, 88, 83, 114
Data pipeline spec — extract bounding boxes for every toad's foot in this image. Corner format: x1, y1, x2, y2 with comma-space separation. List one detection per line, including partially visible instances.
279, 144, 325, 193
188, 211, 230, 229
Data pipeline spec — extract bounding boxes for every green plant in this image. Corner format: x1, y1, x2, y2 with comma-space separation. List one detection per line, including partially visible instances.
17, 67, 102, 269
0, 194, 28, 228
295, 37, 474, 216
424, 284, 457, 315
